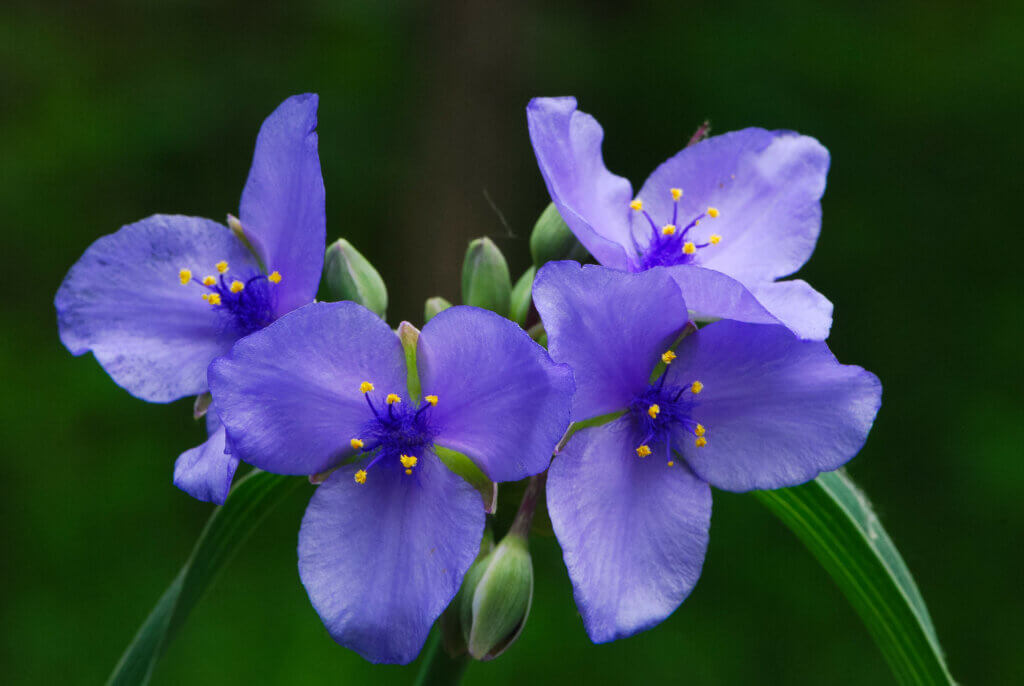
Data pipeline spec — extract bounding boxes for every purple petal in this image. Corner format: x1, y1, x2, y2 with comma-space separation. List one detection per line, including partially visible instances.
239, 94, 326, 316
548, 416, 711, 643
533, 262, 687, 422
527, 97, 635, 270
748, 279, 833, 341
208, 302, 406, 476
55, 215, 259, 402
668, 321, 881, 491
637, 127, 829, 283
416, 306, 574, 482
172, 410, 239, 505
298, 450, 485, 664
663, 264, 783, 328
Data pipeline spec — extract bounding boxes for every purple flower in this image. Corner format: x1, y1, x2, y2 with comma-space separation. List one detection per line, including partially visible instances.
55, 94, 325, 504
532, 262, 881, 642
207, 301, 574, 663
527, 96, 834, 340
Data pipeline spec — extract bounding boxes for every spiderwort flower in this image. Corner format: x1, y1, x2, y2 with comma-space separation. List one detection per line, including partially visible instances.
532, 262, 881, 642
207, 301, 573, 663
527, 96, 834, 340
55, 94, 325, 504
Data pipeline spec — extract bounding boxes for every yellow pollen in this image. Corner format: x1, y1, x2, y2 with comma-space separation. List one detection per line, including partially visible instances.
695, 436, 708, 448
707, 207, 720, 218
354, 470, 367, 484
359, 381, 374, 393
178, 269, 192, 285
671, 188, 683, 201
202, 275, 216, 286
636, 445, 652, 458
386, 393, 401, 405
683, 242, 696, 255
667, 460, 675, 467
695, 424, 706, 437
229, 280, 244, 293
350, 438, 364, 450
201, 293, 210, 302
207, 293, 222, 306
425, 395, 438, 406
710, 234, 722, 245
216, 260, 229, 274
629, 199, 643, 211
661, 224, 676, 236
268, 271, 282, 284
405, 469, 413, 475
691, 380, 704, 394
400, 454, 418, 469
648, 404, 660, 419
662, 350, 677, 364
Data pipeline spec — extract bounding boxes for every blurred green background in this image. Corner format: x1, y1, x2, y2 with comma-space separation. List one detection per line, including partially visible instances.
3, 0, 1022, 683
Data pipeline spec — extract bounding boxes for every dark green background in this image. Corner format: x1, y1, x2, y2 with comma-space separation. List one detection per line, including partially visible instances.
3, 1, 1021, 683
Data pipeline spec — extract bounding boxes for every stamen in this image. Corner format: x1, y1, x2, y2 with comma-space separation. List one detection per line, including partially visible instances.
695, 424, 706, 437
661, 224, 676, 236
682, 242, 696, 255
216, 260, 229, 274
671, 188, 682, 201
268, 271, 282, 284
359, 381, 375, 393
202, 275, 217, 286
425, 395, 438, 406
350, 438, 364, 450
648, 404, 660, 419
178, 269, 192, 285
354, 469, 367, 484
695, 436, 708, 448
662, 350, 677, 364
709, 234, 722, 245
667, 460, 675, 467
206, 293, 222, 306
636, 445, 652, 458
629, 199, 643, 211
691, 381, 704, 394
386, 393, 401, 405
229, 280, 245, 293
707, 207, 720, 218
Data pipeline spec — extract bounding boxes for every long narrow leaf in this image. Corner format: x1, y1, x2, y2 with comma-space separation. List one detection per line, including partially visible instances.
108, 470, 300, 686
755, 471, 954, 685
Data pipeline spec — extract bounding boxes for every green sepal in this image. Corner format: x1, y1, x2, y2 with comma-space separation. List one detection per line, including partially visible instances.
461, 237, 511, 316
509, 266, 536, 327
321, 238, 388, 317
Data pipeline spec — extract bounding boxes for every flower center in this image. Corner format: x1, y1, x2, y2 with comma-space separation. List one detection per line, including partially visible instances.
178, 260, 282, 336
628, 189, 722, 271
348, 382, 441, 485
627, 349, 708, 467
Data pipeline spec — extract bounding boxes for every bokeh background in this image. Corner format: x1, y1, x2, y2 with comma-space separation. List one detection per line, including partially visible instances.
3, 1, 1022, 683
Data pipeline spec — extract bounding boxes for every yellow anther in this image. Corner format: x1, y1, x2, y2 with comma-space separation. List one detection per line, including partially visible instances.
707, 207, 720, 218
709, 234, 722, 245
268, 271, 282, 284
201, 293, 210, 302
629, 199, 643, 211
661, 350, 677, 365
179, 269, 192, 285
671, 188, 683, 201
695, 436, 708, 448
661, 224, 676, 236
648, 404, 660, 419
425, 395, 438, 406
202, 275, 217, 286
207, 293, 222, 306
216, 260, 229, 274
386, 393, 401, 405
636, 445, 652, 458
229, 280, 244, 293
359, 381, 374, 393
405, 469, 413, 475
667, 460, 675, 467
691, 380, 704, 394
354, 470, 367, 484
350, 438, 364, 450
695, 424, 706, 437
683, 242, 696, 255
400, 454, 418, 469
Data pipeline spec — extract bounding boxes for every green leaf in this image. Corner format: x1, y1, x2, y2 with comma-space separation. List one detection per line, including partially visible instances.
755, 471, 954, 685
107, 470, 300, 686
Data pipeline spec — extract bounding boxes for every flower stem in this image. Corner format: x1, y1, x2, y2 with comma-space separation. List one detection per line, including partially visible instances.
509, 472, 546, 539
414, 630, 469, 686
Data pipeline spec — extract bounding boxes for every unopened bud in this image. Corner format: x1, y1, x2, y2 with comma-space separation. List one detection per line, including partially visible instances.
461, 237, 511, 316
459, 532, 533, 661
424, 296, 453, 324
529, 203, 587, 265
509, 267, 536, 327
321, 239, 388, 318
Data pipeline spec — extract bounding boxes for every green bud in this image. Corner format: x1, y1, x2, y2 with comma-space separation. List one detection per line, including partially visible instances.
440, 528, 495, 656
321, 239, 388, 318
529, 203, 587, 265
509, 267, 536, 327
461, 237, 511, 316
459, 532, 533, 661
424, 296, 453, 324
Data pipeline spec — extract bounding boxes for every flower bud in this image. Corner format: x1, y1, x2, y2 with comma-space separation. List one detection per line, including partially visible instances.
509, 267, 536, 327
424, 296, 453, 323
529, 203, 587, 265
459, 532, 534, 661
461, 237, 511, 316
321, 239, 388, 317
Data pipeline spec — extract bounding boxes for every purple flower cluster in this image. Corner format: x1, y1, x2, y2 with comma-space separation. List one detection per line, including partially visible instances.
56, 93, 881, 664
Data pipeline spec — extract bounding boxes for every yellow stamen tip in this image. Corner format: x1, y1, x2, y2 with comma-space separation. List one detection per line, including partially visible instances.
268, 271, 282, 284
178, 269, 192, 285
695, 436, 708, 448
359, 381, 374, 393
207, 293, 222, 306
667, 460, 675, 467
661, 350, 677, 365
350, 438, 364, 450
648, 403, 660, 419
400, 454, 418, 469
405, 469, 413, 475
200, 293, 210, 302
695, 424, 706, 437
707, 207, 719, 218
691, 380, 704, 394
215, 260, 229, 274
629, 199, 643, 211
636, 445, 652, 458
661, 224, 676, 236
670, 188, 683, 201
229, 280, 244, 293
202, 275, 217, 286
682, 242, 696, 255
386, 393, 401, 405
354, 470, 367, 484
709, 234, 722, 245
425, 395, 438, 406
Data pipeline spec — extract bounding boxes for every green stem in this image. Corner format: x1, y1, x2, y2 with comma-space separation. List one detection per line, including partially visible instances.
413, 631, 470, 686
